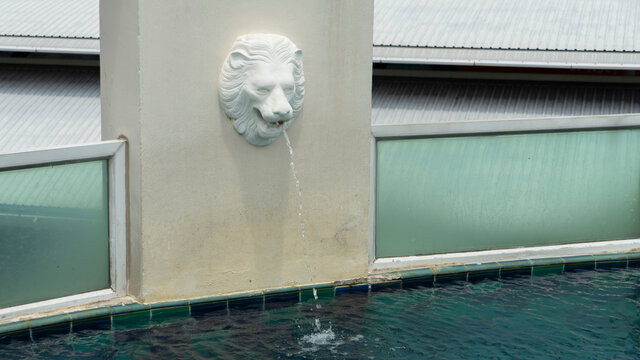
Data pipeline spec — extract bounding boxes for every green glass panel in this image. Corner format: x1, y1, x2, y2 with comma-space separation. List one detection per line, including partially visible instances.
0, 160, 109, 308
376, 129, 640, 258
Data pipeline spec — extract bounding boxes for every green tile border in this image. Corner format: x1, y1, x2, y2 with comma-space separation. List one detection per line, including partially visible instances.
563, 255, 597, 271
69, 307, 111, 322
150, 300, 188, 309
2, 251, 640, 338
593, 253, 630, 269
0, 321, 30, 335
593, 253, 628, 262
399, 268, 435, 279
264, 287, 299, 296
227, 290, 263, 301
298, 282, 334, 292
466, 262, 501, 273
150, 305, 190, 322
434, 265, 471, 283
531, 258, 566, 267
111, 310, 151, 327
370, 280, 402, 290
28, 314, 71, 329
110, 303, 151, 315
564, 254, 596, 264
532, 264, 564, 277
264, 289, 300, 307
499, 259, 533, 271
435, 265, 470, 276
335, 283, 370, 294
189, 295, 228, 306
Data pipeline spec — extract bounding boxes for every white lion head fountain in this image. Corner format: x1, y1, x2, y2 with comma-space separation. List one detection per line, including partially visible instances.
219, 34, 305, 146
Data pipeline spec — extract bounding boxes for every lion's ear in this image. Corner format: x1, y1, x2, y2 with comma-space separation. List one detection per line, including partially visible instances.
228, 50, 250, 69
294, 49, 303, 62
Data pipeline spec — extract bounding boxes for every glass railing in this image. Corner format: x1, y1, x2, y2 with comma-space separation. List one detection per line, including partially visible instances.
0, 141, 125, 320
0, 160, 109, 308
376, 129, 640, 258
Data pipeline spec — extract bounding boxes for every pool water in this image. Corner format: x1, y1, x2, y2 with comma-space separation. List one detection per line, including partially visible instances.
2, 266, 640, 359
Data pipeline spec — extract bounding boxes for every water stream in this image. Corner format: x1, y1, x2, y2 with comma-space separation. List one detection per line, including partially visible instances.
284, 131, 335, 349
283, 131, 314, 290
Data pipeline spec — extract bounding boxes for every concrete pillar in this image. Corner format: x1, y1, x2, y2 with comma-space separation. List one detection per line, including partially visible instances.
101, 0, 373, 302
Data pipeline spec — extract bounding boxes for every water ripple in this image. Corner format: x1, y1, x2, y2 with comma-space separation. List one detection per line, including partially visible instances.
2, 267, 640, 359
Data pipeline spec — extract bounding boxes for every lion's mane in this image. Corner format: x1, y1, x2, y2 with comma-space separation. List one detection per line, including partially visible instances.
219, 34, 304, 144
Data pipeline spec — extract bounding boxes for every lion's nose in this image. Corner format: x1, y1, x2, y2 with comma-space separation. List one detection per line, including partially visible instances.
273, 108, 291, 116
268, 87, 293, 118
272, 100, 292, 116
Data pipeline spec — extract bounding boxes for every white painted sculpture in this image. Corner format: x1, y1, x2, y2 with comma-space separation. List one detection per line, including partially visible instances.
219, 34, 305, 146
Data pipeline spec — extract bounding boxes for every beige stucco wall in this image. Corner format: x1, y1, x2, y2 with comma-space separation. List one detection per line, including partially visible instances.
101, 0, 373, 302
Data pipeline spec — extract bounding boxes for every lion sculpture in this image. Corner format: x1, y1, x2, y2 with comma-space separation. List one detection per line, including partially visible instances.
219, 34, 305, 146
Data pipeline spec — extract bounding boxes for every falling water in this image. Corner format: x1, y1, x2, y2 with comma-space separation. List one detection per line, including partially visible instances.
284, 131, 341, 349
283, 131, 316, 298
283, 131, 306, 244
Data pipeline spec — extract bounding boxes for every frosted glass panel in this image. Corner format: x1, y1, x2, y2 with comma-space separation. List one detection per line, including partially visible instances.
0, 160, 109, 308
376, 130, 640, 258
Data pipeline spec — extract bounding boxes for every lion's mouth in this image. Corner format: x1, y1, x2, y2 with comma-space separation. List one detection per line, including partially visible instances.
253, 108, 291, 135
265, 119, 287, 129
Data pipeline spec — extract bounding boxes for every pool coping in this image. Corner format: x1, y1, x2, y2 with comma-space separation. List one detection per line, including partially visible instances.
2, 252, 639, 339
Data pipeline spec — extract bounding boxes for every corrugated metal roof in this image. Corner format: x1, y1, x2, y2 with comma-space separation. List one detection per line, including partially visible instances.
0, 0, 99, 39
0, 65, 101, 153
375, 0, 640, 52
0, 0, 99, 54
372, 77, 640, 125
374, 0, 640, 68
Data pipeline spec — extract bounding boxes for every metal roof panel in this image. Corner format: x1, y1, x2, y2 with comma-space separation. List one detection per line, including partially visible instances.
0, 66, 101, 153
0, 0, 99, 39
374, 0, 640, 52
372, 77, 640, 125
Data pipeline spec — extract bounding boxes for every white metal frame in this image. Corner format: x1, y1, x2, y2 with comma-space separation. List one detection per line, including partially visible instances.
0, 141, 126, 321
370, 113, 640, 272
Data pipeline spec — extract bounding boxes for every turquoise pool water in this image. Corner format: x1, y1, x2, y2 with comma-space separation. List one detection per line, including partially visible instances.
2, 266, 639, 359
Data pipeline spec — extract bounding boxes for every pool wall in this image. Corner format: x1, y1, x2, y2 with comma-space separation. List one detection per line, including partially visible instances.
100, 0, 374, 303
2, 252, 639, 339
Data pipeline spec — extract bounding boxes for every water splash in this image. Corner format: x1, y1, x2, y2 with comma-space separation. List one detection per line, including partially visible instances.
283, 131, 313, 285
300, 319, 337, 346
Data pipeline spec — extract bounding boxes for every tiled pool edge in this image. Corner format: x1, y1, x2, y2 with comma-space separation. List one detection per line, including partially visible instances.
2, 252, 639, 339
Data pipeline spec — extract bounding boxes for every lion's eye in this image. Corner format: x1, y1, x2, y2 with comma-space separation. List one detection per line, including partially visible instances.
256, 87, 271, 95
282, 86, 294, 94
